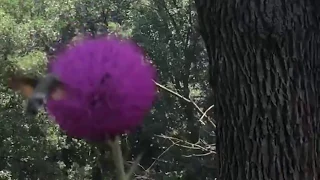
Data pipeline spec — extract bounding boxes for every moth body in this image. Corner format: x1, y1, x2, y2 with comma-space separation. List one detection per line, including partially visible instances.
8, 73, 66, 115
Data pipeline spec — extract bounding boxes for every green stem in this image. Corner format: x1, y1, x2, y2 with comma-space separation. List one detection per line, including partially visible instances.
108, 136, 127, 180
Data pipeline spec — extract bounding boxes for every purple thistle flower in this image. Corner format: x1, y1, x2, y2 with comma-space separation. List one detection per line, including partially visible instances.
46, 36, 157, 141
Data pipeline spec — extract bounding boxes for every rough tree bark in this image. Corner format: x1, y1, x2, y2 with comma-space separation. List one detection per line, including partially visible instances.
194, 0, 320, 179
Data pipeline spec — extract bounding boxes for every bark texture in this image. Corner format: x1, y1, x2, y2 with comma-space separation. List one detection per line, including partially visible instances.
194, 0, 320, 179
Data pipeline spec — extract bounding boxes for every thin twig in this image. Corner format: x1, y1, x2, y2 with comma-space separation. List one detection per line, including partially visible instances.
198, 105, 215, 127
146, 144, 175, 171
154, 80, 215, 127
154, 81, 191, 103
156, 134, 216, 156
182, 151, 214, 157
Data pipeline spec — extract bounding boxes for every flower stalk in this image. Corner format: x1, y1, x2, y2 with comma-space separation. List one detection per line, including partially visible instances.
108, 136, 127, 180
108, 136, 142, 180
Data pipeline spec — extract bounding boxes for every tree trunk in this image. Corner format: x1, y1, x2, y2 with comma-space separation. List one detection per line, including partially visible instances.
194, 0, 320, 179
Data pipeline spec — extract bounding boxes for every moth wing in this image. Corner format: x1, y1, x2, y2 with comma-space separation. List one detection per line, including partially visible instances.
50, 87, 66, 100
20, 85, 36, 98
8, 76, 39, 98
49, 80, 66, 100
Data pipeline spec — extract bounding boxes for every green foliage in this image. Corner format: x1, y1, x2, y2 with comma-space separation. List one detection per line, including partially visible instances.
0, 0, 216, 179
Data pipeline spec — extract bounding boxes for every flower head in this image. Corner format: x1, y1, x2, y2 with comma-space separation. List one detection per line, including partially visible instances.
46, 36, 157, 141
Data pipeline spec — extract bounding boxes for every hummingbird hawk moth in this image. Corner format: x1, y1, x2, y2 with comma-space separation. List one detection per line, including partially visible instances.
8, 73, 66, 115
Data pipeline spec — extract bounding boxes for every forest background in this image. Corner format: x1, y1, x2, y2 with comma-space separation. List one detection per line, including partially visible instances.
0, 0, 216, 179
